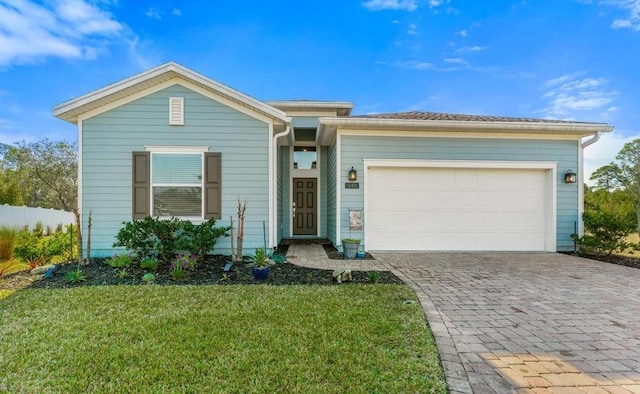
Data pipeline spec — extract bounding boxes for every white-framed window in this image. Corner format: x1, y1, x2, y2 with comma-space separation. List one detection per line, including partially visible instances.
151, 152, 204, 218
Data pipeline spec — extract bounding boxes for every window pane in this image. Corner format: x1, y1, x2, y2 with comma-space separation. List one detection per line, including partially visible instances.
152, 154, 202, 184
293, 147, 317, 170
153, 187, 202, 217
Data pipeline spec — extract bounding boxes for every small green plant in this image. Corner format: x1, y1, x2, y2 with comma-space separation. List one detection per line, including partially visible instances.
248, 247, 274, 268
169, 264, 185, 281
0, 260, 29, 279
66, 268, 86, 283
366, 271, 381, 283
342, 238, 361, 243
174, 253, 197, 271
139, 257, 158, 271
572, 209, 638, 259
117, 268, 129, 279
106, 254, 132, 268
142, 273, 155, 283
219, 273, 231, 282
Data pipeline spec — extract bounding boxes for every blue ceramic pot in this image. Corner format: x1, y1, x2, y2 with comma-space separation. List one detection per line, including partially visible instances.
251, 267, 270, 281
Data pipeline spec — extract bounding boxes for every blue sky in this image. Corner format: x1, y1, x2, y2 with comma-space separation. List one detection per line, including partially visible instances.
1, 0, 639, 179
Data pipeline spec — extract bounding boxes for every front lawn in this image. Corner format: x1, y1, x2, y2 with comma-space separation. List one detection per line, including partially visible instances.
0, 285, 446, 393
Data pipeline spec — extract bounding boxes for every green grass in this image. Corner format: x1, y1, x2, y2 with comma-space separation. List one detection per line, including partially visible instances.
0, 285, 446, 393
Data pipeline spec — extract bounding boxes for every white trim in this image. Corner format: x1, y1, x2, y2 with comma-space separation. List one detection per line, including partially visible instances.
336, 132, 342, 244
289, 145, 322, 237
363, 159, 557, 252
319, 117, 613, 134
338, 129, 588, 141
268, 122, 274, 248
363, 159, 557, 170
280, 110, 338, 117
145, 145, 209, 152
77, 116, 83, 219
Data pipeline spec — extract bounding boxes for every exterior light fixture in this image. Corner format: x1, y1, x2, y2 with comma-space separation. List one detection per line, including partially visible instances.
565, 169, 577, 184
348, 167, 357, 181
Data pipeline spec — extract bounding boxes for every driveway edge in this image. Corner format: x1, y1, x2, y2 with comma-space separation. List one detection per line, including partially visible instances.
374, 254, 474, 394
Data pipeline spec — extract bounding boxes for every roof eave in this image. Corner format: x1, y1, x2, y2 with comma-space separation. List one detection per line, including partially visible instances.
53, 62, 289, 124
317, 117, 613, 145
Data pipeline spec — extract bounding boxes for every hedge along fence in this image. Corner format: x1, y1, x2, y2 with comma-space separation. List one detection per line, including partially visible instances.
0, 205, 74, 233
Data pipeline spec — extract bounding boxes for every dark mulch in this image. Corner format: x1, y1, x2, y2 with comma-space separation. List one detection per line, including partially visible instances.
562, 251, 640, 269
3, 253, 401, 291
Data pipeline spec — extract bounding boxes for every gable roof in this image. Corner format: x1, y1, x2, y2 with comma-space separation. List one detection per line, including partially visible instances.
53, 62, 289, 125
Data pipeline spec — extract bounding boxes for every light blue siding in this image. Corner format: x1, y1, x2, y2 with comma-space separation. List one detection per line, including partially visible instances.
82, 84, 271, 257
326, 142, 337, 245
292, 117, 318, 128
339, 135, 579, 251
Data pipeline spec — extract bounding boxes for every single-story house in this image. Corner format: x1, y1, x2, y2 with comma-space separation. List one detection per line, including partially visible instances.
53, 62, 613, 257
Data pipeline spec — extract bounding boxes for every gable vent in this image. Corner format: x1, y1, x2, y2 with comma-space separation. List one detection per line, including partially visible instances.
169, 97, 184, 125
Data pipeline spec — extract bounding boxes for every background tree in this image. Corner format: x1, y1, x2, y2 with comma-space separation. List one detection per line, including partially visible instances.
615, 139, 640, 234
2, 139, 77, 211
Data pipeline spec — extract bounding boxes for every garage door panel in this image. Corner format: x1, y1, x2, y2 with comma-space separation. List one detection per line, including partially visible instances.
366, 166, 548, 251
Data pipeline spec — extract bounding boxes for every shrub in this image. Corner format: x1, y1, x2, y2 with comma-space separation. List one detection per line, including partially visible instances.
142, 272, 155, 282
0, 225, 20, 261
139, 257, 158, 272
14, 229, 66, 268
572, 209, 638, 259
106, 254, 133, 268
113, 217, 229, 264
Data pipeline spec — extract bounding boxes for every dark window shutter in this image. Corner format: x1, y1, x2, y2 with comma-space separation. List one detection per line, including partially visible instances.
204, 152, 222, 219
132, 152, 150, 219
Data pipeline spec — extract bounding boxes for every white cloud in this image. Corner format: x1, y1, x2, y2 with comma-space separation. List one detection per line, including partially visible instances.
145, 8, 162, 20
393, 60, 434, 69
456, 29, 468, 37
541, 74, 618, 118
172, 8, 181, 16
407, 23, 417, 34
361, 0, 417, 11
601, 0, 640, 31
456, 45, 487, 53
0, 0, 124, 66
444, 57, 467, 64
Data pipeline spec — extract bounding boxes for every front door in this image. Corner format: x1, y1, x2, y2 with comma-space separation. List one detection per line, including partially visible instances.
293, 178, 317, 235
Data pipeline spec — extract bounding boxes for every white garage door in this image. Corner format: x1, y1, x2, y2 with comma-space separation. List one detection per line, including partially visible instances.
366, 166, 548, 251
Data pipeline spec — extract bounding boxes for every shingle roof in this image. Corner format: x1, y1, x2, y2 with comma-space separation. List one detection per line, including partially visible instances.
352, 111, 590, 124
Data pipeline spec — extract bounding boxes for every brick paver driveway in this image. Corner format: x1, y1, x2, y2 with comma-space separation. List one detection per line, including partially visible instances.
373, 252, 640, 394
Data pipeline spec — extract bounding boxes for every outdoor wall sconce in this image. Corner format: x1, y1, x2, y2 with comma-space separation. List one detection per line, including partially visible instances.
348, 167, 357, 181
565, 169, 577, 184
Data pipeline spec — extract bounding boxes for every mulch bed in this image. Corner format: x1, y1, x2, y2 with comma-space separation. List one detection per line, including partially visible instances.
2, 247, 402, 291
562, 251, 640, 269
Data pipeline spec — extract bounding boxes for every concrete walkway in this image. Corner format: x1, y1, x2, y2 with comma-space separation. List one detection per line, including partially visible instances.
286, 245, 640, 394
285, 243, 390, 271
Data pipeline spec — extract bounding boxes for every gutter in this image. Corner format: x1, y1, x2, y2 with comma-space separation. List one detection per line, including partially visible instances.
581, 131, 602, 148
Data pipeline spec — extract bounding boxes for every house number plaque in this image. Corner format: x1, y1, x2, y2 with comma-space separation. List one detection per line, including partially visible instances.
345, 182, 359, 189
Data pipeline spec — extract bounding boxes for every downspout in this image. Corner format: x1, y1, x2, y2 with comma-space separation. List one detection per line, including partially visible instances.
577, 130, 603, 240
272, 121, 292, 250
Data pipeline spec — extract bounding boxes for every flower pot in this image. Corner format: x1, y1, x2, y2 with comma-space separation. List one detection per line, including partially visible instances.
251, 266, 270, 281
342, 240, 360, 259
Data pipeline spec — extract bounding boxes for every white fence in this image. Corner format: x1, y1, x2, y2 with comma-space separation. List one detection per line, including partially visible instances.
0, 205, 74, 231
